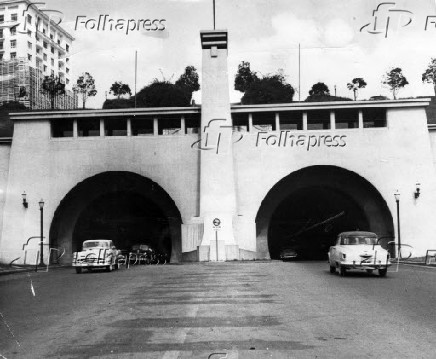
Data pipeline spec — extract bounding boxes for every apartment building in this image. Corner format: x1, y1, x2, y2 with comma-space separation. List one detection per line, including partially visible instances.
0, 0, 77, 109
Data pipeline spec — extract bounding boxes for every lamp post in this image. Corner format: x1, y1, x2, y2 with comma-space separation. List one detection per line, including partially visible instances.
39, 199, 45, 266
394, 191, 401, 259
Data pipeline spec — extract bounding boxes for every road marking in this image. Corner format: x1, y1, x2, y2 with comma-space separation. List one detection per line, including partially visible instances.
0, 312, 20, 347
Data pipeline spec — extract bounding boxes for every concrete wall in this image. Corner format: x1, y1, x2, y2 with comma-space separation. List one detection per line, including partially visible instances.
233, 106, 436, 257
0, 119, 200, 264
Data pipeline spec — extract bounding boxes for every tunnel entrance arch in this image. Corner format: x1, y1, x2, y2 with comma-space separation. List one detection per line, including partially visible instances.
50, 171, 182, 264
256, 166, 394, 260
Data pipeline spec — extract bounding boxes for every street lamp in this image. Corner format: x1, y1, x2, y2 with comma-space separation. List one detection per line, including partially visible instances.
39, 199, 45, 266
394, 191, 401, 259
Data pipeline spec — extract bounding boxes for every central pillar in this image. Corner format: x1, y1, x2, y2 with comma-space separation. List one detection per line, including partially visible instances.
198, 30, 239, 261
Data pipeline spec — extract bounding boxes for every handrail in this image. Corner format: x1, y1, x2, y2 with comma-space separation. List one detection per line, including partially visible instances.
22, 236, 46, 250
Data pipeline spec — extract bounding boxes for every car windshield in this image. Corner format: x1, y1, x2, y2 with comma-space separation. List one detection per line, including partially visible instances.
341, 236, 377, 245
83, 241, 109, 249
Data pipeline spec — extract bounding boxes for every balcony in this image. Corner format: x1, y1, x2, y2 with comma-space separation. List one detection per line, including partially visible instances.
36, 29, 66, 54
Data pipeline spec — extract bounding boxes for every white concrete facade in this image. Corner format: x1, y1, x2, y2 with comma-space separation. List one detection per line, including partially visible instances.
0, 30, 436, 264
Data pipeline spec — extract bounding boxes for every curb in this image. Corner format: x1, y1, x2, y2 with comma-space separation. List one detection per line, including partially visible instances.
0, 265, 71, 276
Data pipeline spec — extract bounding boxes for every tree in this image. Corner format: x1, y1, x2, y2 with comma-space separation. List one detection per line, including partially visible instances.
109, 81, 132, 99
234, 61, 258, 92
309, 82, 330, 96
347, 78, 367, 101
175, 66, 200, 102
422, 58, 436, 96
241, 72, 295, 104
135, 80, 191, 107
383, 67, 408, 100
73, 72, 97, 109
41, 75, 65, 109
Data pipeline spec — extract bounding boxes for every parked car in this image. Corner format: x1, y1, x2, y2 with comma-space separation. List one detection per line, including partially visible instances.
72, 239, 120, 273
279, 247, 298, 261
328, 231, 391, 277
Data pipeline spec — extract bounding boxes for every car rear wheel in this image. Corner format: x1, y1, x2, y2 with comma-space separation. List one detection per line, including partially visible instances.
379, 268, 387, 277
340, 266, 347, 276
75, 267, 82, 274
329, 265, 336, 274
106, 264, 113, 272
366, 269, 373, 274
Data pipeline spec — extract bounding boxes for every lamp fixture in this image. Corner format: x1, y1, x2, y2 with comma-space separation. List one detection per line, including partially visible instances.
22, 192, 28, 208
394, 190, 400, 202
414, 183, 421, 199
38, 198, 44, 209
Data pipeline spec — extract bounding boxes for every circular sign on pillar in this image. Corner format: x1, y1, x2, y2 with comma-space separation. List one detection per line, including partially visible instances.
213, 218, 221, 230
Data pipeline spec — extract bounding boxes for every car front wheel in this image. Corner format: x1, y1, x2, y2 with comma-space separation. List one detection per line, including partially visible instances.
379, 268, 387, 277
75, 267, 82, 274
329, 265, 336, 274
340, 266, 347, 277
106, 264, 113, 272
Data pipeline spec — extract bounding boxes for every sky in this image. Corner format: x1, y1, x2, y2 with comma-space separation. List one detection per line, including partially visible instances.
42, 0, 436, 108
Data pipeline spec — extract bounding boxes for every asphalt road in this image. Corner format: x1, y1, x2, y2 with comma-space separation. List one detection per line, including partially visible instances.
0, 261, 436, 358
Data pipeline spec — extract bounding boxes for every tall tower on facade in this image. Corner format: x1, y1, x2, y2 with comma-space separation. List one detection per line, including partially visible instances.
198, 30, 239, 261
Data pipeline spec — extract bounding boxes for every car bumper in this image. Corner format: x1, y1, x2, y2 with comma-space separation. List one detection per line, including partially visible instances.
72, 260, 113, 267
340, 261, 391, 270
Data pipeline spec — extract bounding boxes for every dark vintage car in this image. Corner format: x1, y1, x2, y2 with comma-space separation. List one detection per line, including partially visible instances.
279, 248, 298, 261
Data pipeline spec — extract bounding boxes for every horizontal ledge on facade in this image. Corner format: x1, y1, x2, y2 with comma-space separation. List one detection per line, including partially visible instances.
0, 137, 12, 144
9, 99, 431, 121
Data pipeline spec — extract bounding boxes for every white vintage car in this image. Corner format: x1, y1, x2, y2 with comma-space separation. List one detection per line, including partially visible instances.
72, 239, 120, 274
328, 231, 391, 277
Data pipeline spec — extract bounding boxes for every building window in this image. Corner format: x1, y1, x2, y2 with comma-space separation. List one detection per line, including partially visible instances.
43, 65, 47, 72
10, 52, 16, 59
0, 15, 4, 23
280, 111, 303, 130
58, 51, 61, 57
27, 14, 32, 24
307, 111, 331, 130
10, 40, 16, 48
66, 58, 69, 63
0, 53, 3, 60
158, 117, 181, 135
0, 41, 3, 50
335, 109, 359, 129
27, 54, 32, 61
66, 78, 69, 84
105, 118, 127, 136
78, 118, 100, 137
36, 48, 41, 54
131, 117, 154, 136
43, 28, 46, 34
252, 112, 276, 132
231, 113, 248, 133
57, 39, 60, 45
35, 34, 40, 42
51, 46, 54, 54
363, 108, 387, 128
0, 29, 3, 38
27, 30, 32, 37
51, 58, 54, 66
10, 27, 16, 36
66, 44, 69, 52
43, 53, 47, 61
43, 41, 47, 49
51, 120, 74, 138
11, 14, 17, 21
66, 67, 69, 74
50, 33, 53, 40
28, 41, 32, 49
51, 69, 54, 76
